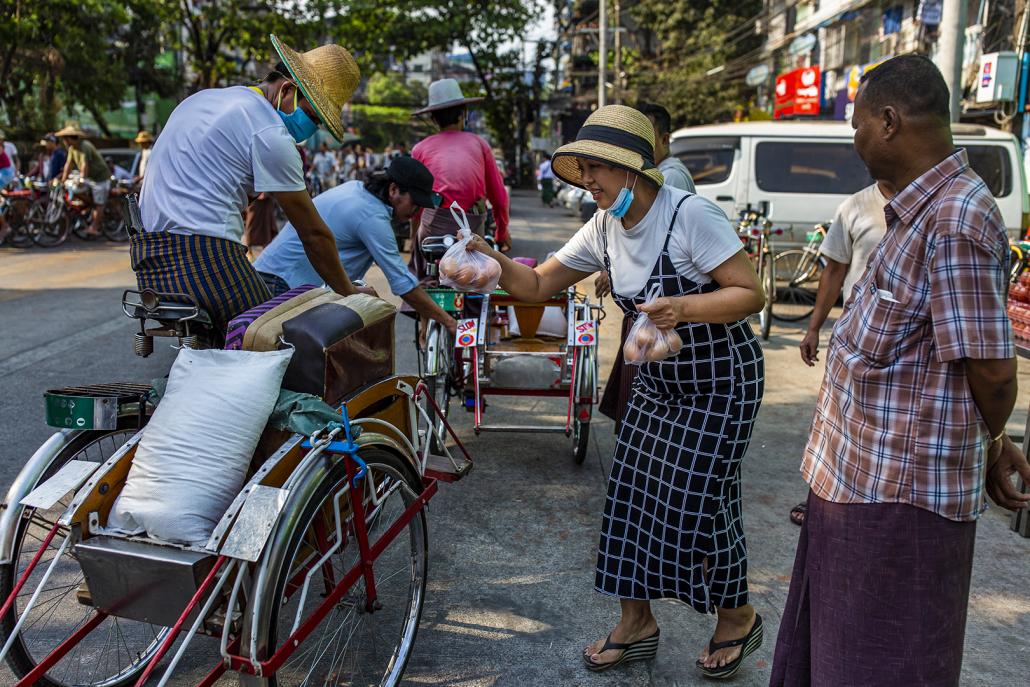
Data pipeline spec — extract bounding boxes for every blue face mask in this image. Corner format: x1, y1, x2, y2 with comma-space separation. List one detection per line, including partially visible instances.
608, 174, 637, 219
277, 86, 319, 143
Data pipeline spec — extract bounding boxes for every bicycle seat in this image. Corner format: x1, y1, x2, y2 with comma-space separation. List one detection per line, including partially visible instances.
0, 189, 31, 199
420, 234, 456, 260
122, 289, 213, 327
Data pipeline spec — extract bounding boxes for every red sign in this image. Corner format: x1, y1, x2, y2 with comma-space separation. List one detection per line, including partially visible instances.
774, 66, 822, 119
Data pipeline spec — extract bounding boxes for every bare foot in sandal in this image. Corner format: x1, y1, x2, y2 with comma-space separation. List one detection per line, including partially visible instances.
583, 615, 659, 668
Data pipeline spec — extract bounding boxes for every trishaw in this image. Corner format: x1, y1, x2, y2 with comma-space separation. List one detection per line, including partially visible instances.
0, 282, 469, 686
416, 236, 602, 465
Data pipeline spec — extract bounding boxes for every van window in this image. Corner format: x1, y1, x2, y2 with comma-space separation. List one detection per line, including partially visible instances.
670, 137, 738, 185
964, 145, 1011, 197
755, 141, 872, 194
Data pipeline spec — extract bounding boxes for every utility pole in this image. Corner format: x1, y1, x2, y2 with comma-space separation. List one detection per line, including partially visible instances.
938, 0, 968, 122
599, 0, 607, 108
614, 1, 622, 104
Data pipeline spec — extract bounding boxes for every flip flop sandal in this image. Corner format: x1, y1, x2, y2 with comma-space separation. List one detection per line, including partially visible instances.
582, 628, 661, 672
696, 613, 764, 680
789, 503, 807, 527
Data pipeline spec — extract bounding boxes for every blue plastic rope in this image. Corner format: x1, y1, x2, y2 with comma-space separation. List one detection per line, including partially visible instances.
304, 410, 366, 485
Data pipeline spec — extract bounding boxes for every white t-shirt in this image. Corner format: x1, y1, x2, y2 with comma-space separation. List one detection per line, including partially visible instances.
819, 183, 889, 299
140, 86, 305, 243
312, 151, 337, 176
555, 186, 742, 297
658, 156, 696, 193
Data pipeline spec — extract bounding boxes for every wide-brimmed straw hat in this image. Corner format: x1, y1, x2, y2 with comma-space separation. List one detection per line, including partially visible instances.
412, 79, 483, 116
551, 105, 664, 189
270, 34, 360, 143
134, 130, 154, 144
55, 124, 88, 138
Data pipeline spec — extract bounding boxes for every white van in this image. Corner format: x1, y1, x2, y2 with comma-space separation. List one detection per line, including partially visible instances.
669, 121, 1028, 239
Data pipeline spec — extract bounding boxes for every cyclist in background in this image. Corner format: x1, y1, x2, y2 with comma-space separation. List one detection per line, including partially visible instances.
56, 124, 111, 238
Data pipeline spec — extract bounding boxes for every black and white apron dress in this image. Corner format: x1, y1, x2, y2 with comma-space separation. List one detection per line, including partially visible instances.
596, 196, 764, 613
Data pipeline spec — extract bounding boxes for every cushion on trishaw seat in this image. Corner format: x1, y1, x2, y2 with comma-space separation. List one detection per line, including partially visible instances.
227, 288, 397, 405
224, 285, 317, 350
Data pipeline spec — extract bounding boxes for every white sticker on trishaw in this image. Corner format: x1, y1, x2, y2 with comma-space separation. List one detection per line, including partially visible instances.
571, 319, 598, 347
455, 318, 479, 348
21, 460, 100, 509
219, 485, 290, 562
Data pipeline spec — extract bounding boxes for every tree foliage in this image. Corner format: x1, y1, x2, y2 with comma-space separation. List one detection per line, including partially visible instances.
365, 72, 427, 107
629, 0, 762, 127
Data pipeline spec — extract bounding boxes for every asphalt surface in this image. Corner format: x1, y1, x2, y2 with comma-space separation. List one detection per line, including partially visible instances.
1, 189, 1028, 685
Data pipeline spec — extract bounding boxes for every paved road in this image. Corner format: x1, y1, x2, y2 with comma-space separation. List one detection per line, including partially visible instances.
1, 190, 1028, 685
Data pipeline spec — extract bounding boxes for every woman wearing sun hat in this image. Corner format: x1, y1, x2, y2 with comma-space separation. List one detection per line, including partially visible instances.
134, 35, 362, 336
408, 78, 511, 280
465, 104, 766, 679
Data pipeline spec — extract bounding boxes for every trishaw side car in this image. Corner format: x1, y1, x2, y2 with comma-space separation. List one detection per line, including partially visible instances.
456, 288, 601, 465
415, 235, 602, 465
0, 288, 471, 687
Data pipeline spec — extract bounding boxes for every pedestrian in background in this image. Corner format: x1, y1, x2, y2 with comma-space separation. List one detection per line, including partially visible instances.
638, 102, 695, 193
0, 130, 19, 177
43, 133, 66, 183
537, 155, 556, 206
130, 131, 155, 188
787, 178, 895, 527
0, 131, 17, 188
771, 54, 1030, 687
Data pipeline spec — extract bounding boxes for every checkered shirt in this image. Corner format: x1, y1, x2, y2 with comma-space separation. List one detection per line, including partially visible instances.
802, 149, 1014, 522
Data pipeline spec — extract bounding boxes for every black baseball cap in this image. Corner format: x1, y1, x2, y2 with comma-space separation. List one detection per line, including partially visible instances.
386, 156, 442, 209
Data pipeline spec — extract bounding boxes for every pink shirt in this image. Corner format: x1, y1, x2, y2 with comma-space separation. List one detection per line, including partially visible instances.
412, 130, 509, 243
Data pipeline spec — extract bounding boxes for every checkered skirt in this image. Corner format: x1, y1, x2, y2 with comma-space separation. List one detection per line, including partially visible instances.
598, 198, 764, 613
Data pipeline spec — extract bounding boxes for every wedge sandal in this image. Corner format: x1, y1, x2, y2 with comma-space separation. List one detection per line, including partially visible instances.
582, 628, 661, 672
696, 613, 764, 679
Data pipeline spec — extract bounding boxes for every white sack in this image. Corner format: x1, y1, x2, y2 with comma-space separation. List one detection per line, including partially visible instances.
107, 347, 293, 545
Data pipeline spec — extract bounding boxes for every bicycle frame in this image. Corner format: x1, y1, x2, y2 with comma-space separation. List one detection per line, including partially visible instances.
1, 380, 470, 687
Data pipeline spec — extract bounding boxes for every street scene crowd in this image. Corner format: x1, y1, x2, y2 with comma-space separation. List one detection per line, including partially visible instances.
1, 1, 1030, 686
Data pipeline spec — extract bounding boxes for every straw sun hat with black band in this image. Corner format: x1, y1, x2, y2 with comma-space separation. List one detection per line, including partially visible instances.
551, 105, 664, 190
270, 34, 360, 143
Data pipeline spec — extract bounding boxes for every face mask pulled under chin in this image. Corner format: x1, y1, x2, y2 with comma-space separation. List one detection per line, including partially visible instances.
276, 84, 319, 143
607, 173, 638, 219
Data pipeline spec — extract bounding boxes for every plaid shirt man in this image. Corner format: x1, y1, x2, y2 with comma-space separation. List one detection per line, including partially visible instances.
802, 149, 1013, 522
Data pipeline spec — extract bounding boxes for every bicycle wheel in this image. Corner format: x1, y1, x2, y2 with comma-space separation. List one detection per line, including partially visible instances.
29, 201, 69, 248
571, 345, 596, 465
423, 323, 453, 454
102, 204, 128, 242
246, 450, 427, 687
758, 252, 774, 340
4, 202, 34, 248
772, 249, 823, 322
0, 423, 169, 687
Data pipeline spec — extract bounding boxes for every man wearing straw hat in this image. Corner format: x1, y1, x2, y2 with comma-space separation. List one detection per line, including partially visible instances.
408, 78, 511, 280
135, 35, 363, 336
130, 130, 154, 186
56, 123, 111, 238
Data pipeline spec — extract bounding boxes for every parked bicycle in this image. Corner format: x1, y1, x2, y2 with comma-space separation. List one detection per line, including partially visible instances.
736, 210, 779, 340
0, 178, 49, 248
772, 222, 830, 322
1010, 241, 1030, 283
